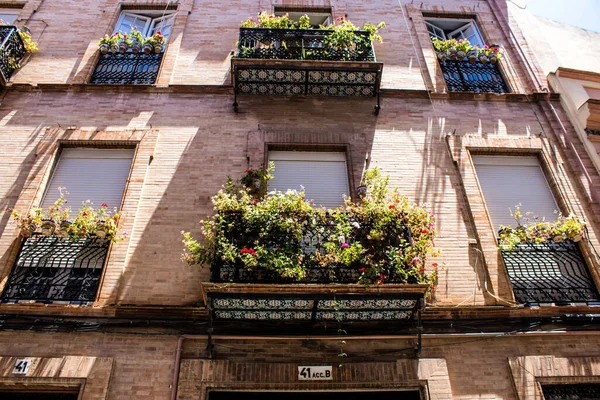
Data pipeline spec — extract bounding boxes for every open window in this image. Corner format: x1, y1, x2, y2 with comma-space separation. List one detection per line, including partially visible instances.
268, 150, 349, 209
425, 18, 484, 48
114, 10, 175, 40
0, 9, 19, 25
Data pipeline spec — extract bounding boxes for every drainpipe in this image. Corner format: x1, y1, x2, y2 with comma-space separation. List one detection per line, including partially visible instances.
171, 335, 186, 400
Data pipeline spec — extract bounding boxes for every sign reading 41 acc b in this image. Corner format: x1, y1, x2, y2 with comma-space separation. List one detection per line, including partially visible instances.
298, 366, 333, 380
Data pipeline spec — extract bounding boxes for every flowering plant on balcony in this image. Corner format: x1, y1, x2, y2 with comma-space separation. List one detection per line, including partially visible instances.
18, 27, 38, 53
432, 37, 501, 64
497, 206, 586, 251
10, 190, 125, 242
98, 27, 166, 55
240, 163, 274, 197
182, 167, 439, 287
239, 13, 385, 60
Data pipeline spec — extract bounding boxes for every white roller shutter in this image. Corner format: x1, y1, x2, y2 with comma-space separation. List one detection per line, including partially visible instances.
472, 155, 559, 230
41, 148, 134, 213
268, 151, 349, 209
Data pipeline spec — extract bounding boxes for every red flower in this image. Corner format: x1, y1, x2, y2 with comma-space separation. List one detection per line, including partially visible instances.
379, 273, 386, 280
492, 47, 499, 52
82, 212, 88, 217
389, 205, 395, 209
431, 263, 438, 268
101, 203, 108, 207
240, 248, 257, 256
245, 169, 251, 173
156, 31, 162, 35
421, 228, 429, 234
359, 267, 366, 273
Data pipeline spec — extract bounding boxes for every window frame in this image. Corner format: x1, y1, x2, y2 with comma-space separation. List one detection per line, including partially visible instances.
0, 9, 20, 25
424, 17, 485, 48
39, 145, 136, 214
265, 143, 354, 207
113, 10, 175, 40
471, 154, 560, 232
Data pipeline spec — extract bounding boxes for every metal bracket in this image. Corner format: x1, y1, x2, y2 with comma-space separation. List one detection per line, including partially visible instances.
207, 299, 215, 359
414, 297, 425, 356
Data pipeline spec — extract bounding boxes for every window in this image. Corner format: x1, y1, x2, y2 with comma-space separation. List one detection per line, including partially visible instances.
425, 18, 484, 48
114, 10, 175, 40
274, 7, 332, 27
268, 151, 349, 209
472, 155, 558, 230
41, 148, 134, 212
0, 9, 19, 25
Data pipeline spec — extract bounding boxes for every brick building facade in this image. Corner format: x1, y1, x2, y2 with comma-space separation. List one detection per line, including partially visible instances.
0, 0, 598, 399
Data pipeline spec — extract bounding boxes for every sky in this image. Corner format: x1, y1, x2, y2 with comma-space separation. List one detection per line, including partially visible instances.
513, 0, 600, 33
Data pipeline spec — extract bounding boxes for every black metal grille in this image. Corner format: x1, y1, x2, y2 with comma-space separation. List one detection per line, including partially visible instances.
90, 52, 163, 84
586, 128, 600, 136
500, 241, 599, 304
211, 212, 412, 284
1, 234, 109, 302
439, 59, 508, 93
543, 384, 600, 399
237, 28, 375, 62
234, 65, 379, 97
0, 26, 26, 83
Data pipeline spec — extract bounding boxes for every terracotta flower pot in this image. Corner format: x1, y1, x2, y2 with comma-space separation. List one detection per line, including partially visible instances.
99, 44, 109, 55
143, 43, 153, 55
40, 219, 56, 237
130, 40, 142, 54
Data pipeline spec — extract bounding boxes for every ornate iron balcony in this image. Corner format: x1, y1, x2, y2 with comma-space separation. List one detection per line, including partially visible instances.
439, 59, 508, 94
236, 28, 375, 62
90, 52, 163, 84
1, 234, 109, 303
231, 28, 383, 112
211, 212, 413, 284
0, 26, 26, 85
500, 241, 599, 304
585, 128, 600, 136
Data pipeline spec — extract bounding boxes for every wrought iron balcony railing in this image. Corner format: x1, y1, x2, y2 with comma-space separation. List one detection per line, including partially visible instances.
1, 234, 109, 303
211, 212, 413, 284
0, 26, 26, 84
439, 59, 508, 94
236, 28, 375, 62
90, 52, 163, 84
500, 241, 599, 304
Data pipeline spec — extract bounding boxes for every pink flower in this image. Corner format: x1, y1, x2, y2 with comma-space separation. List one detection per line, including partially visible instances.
412, 257, 422, 264
483, 45, 489, 49
340, 243, 350, 249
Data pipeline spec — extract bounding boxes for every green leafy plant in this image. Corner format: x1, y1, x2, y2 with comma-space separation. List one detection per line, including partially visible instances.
240, 162, 274, 197
431, 37, 502, 63
182, 167, 439, 287
497, 206, 585, 251
10, 189, 125, 242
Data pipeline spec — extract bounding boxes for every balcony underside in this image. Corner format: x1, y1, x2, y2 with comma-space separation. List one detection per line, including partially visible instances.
202, 283, 427, 322
231, 58, 383, 112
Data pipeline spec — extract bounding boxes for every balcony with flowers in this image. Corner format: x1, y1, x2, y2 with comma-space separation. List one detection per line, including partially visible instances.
497, 209, 599, 305
0, 26, 36, 86
231, 13, 386, 112
431, 37, 509, 94
90, 27, 166, 85
2, 193, 124, 303
183, 167, 436, 325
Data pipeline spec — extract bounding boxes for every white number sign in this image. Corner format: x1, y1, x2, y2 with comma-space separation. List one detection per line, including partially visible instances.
298, 366, 333, 380
12, 359, 31, 375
